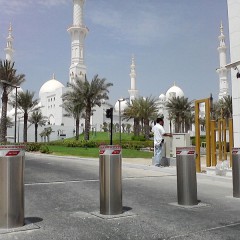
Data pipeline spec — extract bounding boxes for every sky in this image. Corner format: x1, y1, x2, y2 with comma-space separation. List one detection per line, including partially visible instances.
0, 0, 230, 105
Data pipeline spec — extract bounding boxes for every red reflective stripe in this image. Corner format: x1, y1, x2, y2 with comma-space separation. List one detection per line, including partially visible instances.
232, 151, 238, 154
6, 150, 20, 156
99, 150, 105, 154
176, 151, 182, 155
188, 151, 195, 154
112, 150, 121, 155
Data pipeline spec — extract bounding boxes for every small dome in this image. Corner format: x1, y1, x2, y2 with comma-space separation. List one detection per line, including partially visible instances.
39, 74, 64, 97
166, 83, 184, 100
114, 99, 128, 112
7, 108, 15, 118
159, 93, 166, 102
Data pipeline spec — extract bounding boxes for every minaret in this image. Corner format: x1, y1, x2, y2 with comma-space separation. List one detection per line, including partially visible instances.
68, 0, 88, 84
216, 22, 229, 100
5, 23, 14, 61
128, 55, 138, 102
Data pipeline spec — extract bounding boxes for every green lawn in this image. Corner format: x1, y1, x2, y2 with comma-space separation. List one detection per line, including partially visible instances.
48, 145, 153, 159
73, 131, 134, 142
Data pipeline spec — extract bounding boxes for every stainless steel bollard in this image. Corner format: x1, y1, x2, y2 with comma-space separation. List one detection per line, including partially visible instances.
232, 148, 240, 198
176, 147, 198, 205
99, 145, 122, 215
0, 145, 25, 229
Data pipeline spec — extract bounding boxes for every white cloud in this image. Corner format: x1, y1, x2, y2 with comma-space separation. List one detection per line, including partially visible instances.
87, 1, 176, 46
0, 0, 68, 15
37, 0, 69, 7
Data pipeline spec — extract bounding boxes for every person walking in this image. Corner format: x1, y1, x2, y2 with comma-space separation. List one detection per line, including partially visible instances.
152, 117, 172, 167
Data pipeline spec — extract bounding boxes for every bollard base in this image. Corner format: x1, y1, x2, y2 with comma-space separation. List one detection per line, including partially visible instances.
169, 202, 210, 209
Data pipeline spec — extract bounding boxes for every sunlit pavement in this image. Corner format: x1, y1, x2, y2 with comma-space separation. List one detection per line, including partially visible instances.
0, 152, 239, 240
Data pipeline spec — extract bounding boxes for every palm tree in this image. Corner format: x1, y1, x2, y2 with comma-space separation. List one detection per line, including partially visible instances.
166, 96, 194, 133
0, 116, 14, 132
62, 90, 85, 140
138, 96, 159, 139
28, 110, 47, 142
122, 100, 141, 136
123, 96, 159, 139
39, 127, 53, 142
67, 75, 113, 140
16, 90, 39, 142
218, 95, 232, 120
0, 60, 25, 142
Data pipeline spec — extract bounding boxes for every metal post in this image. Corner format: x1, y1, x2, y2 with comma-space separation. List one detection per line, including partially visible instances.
205, 98, 211, 167
218, 119, 222, 161
99, 145, 122, 215
211, 120, 217, 166
119, 100, 121, 144
110, 108, 113, 145
232, 148, 240, 198
14, 87, 18, 143
195, 101, 201, 172
223, 119, 227, 160
229, 118, 234, 167
176, 147, 198, 205
0, 145, 25, 228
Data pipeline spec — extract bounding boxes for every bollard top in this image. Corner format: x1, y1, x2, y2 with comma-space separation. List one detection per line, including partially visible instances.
176, 147, 195, 155
0, 145, 25, 157
0, 145, 25, 149
99, 145, 122, 155
232, 148, 240, 155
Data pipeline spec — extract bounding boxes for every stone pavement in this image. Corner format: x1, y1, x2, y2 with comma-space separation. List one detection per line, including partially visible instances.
0, 152, 238, 240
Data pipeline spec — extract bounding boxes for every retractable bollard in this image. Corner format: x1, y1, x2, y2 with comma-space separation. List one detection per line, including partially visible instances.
176, 147, 198, 205
99, 145, 122, 215
232, 148, 240, 198
0, 145, 25, 229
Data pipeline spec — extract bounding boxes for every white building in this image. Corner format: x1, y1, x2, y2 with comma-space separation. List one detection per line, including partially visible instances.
4, 0, 237, 142
226, 0, 240, 147
158, 83, 185, 133
3, 0, 138, 142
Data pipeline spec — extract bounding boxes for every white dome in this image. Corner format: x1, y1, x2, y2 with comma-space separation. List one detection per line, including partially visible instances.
159, 93, 166, 102
39, 75, 64, 97
114, 99, 128, 112
7, 108, 15, 118
166, 84, 184, 100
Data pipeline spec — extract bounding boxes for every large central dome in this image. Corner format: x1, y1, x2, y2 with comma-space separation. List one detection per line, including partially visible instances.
165, 83, 184, 100
39, 74, 64, 97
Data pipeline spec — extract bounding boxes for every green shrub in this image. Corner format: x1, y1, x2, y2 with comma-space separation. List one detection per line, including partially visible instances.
131, 135, 146, 141
25, 142, 42, 152
191, 136, 206, 146
39, 145, 50, 154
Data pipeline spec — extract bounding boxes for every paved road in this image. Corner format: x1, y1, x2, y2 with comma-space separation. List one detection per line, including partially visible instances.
1, 153, 240, 240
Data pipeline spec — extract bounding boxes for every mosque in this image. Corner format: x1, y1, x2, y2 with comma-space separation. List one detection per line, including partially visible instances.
1, 0, 235, 142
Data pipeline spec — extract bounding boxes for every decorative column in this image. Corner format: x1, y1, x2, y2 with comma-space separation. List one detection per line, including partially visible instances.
128, 55, 138, 103
216, 22, 229, 100
68, 0, 88, 84
5, 23, 14, 62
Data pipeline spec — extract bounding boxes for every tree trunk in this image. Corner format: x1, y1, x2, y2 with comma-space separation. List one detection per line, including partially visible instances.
0, 91, 8, 143
23, 112, 28, 142
76, 117, 79, 140
144, 119, 150, 140
35, 123, 38, 142
84, 106, 91, 140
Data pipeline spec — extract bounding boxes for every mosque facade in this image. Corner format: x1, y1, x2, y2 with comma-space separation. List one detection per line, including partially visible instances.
1, 0, 235, 142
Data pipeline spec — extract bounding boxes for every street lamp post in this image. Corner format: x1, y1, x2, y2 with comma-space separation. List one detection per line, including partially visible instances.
0, 80, 20, 143
118, 98, 126, 144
